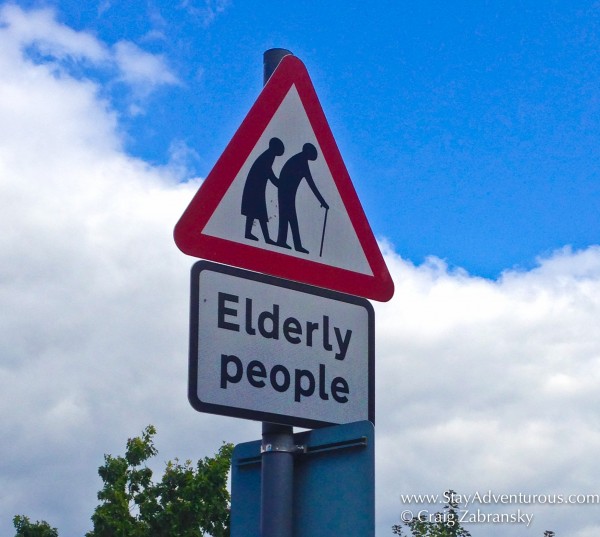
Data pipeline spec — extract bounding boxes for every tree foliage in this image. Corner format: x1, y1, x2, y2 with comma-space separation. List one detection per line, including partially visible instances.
14, 426, 233, 537
13, 516, 59, 537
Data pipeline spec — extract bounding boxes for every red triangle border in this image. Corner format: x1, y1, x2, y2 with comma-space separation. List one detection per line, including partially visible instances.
174, 55, 394, 302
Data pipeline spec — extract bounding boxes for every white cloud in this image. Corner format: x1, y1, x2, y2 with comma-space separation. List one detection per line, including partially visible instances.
0, 3, 109, 64
0, 3, 179, 110
0, 6, 599, 537
180, 0, 231, 27
0, 8, 205, 534
113, 40, 180, 96
374, 248, 600, 536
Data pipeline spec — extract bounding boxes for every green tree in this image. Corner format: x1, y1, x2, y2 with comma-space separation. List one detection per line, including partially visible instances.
392, 490, 471, 537
13, 516, 58, 537
14, 426, 233, 537
86, 425, 233, 537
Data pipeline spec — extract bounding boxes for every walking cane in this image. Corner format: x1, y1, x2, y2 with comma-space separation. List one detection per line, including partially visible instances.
319, 206, 329, 257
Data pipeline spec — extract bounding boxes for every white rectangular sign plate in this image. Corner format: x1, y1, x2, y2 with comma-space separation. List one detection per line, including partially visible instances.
188, 261, 374, 428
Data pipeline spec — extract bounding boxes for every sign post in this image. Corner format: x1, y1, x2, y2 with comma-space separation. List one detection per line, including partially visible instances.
176, 49, 393, 537
261, 49, 294, 537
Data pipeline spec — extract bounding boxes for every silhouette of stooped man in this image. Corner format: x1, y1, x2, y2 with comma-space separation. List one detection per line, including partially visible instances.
241, 137, 285, 244
276, 142, 329, 253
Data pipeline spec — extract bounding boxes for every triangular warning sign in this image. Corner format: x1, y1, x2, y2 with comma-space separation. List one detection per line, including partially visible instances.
174, 55, 394, 302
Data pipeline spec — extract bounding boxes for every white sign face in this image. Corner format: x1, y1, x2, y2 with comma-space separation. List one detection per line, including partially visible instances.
189, 261, 375, 428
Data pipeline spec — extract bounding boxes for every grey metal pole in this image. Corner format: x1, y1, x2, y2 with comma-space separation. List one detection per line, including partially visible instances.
263, 48, 292, 83
260, 422, 296, 536
261, 47, 295, 537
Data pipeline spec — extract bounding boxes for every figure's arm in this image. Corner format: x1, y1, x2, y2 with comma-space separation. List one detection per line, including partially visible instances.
305, 169, 328, 209
268, 169, 279, 187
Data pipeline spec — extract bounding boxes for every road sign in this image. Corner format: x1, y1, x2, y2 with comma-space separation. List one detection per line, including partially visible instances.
174, 55, 394, 302
188, 260, 374, 428
231, 420, 375, 537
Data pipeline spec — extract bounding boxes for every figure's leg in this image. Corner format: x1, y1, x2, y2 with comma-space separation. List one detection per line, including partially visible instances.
290, 211, 308, 254
277, 215, 291, 249
245, 217, 259, 241
260, 220, 277, 245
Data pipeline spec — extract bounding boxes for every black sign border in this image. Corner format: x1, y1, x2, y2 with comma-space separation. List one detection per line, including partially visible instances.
188, 260, 375, 428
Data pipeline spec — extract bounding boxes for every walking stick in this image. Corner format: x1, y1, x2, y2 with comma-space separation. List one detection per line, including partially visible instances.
319, 206, 329, 257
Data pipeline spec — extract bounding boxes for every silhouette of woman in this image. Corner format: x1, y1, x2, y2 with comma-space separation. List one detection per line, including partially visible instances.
241, 137, 285, 244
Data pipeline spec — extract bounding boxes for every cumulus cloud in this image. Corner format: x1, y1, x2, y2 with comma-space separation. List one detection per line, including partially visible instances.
0, 3, 109, 63
1, 6, 599, 537
113, 40, 180, 96
0, 7, 204, 533
375, 248, 600, 535
0, 3, 179, 109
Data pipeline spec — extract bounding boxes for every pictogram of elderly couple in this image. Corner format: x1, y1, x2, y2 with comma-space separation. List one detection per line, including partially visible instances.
241, 137, 329, 256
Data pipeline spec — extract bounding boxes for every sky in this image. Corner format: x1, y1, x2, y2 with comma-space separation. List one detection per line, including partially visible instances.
1, 1, 600, 536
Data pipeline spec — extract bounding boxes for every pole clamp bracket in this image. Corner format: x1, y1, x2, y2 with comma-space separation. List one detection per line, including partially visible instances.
261, 443, 306, 454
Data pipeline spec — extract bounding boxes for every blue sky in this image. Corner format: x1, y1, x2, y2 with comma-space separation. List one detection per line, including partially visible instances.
21, 0, 600, 277
2, 2, 600, 537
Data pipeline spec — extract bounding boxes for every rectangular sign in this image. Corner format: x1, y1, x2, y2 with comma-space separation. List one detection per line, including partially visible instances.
188, 261, 374, 428
231, 420, 375, 537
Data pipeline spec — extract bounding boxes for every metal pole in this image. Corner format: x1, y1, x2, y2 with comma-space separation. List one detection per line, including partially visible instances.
260, 422, 296, 536
261, 47, 295, 537
263, 48, 292, 83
